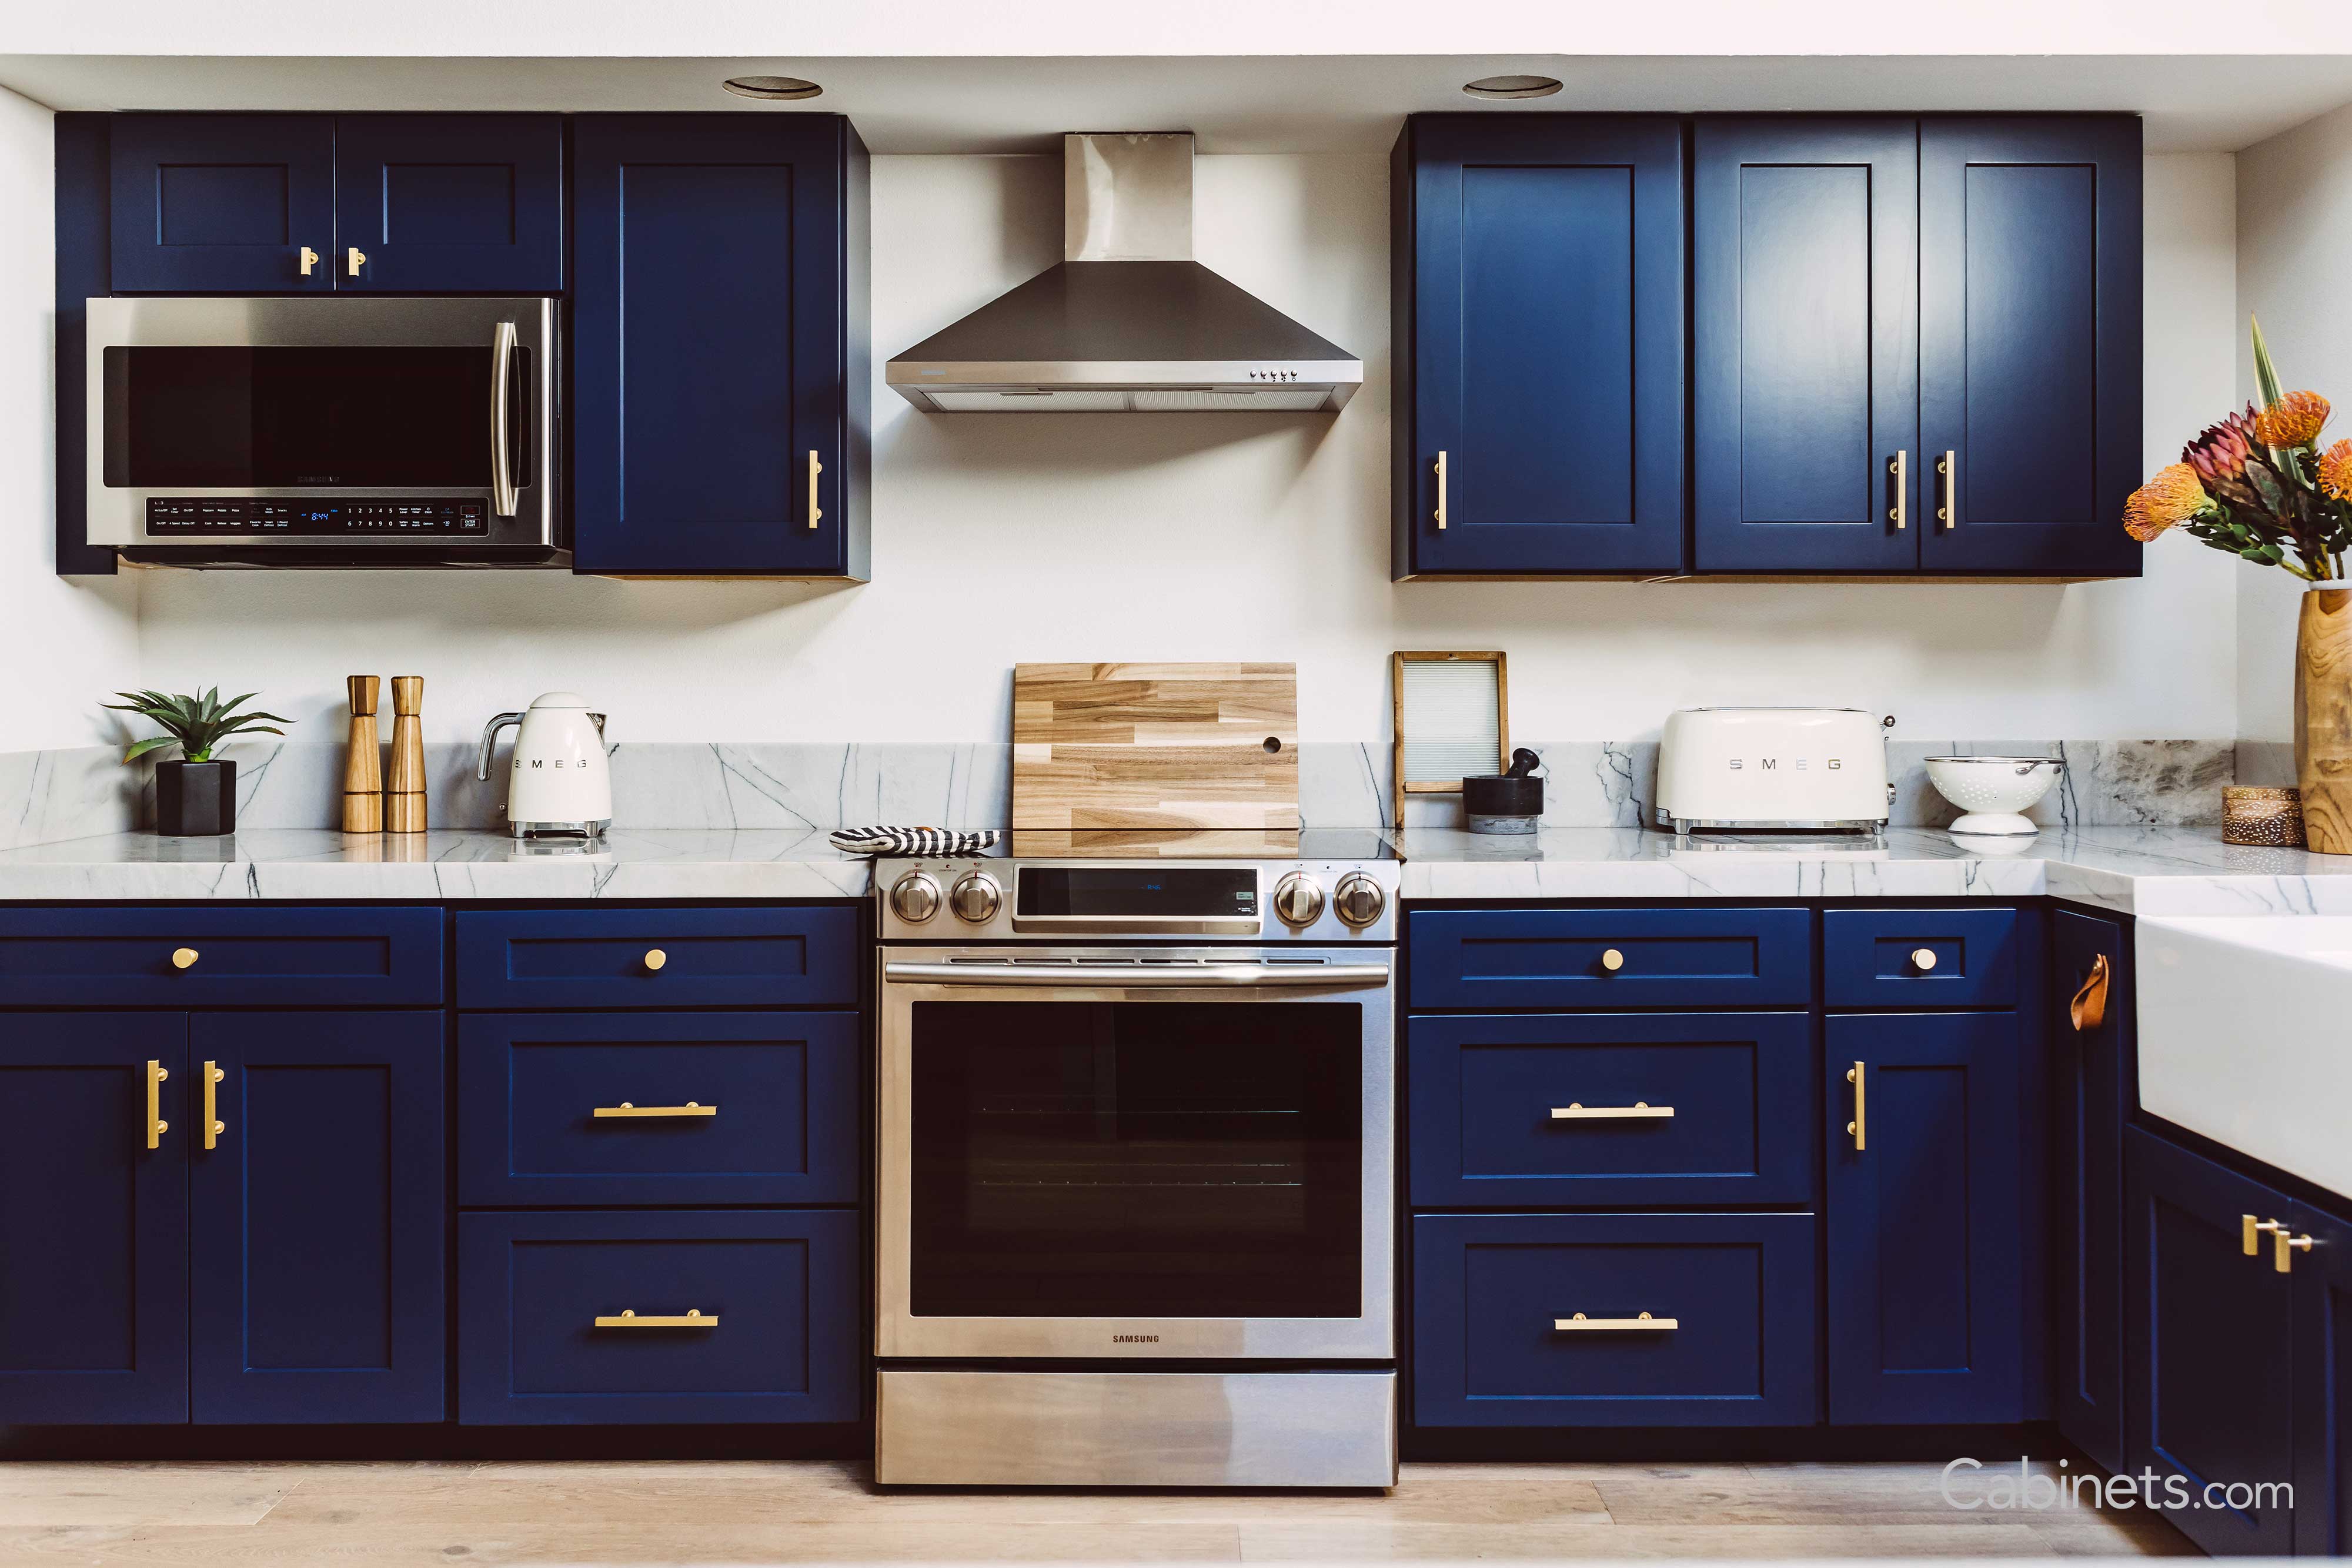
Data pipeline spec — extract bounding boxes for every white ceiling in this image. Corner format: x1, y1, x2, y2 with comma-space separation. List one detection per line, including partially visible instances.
4, 52, 2350, 155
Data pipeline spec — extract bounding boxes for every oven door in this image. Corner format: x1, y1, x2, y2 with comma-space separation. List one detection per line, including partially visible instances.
878, 948, 1394, 1360
86, 295, 556, 553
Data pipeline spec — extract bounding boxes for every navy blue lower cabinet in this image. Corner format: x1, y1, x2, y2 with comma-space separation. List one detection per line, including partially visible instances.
1412, 1213, 1818, 1427
455, 906, 860, 1011
458, 1209, 860, 1425
0, 1015, 190, 1424
1822, 907, 2018, 1009
333, 115, 564, 292
1408, 1012, 1812, 1206
2125, 1128, 2298, 1555
2293, 1199, 2352, 1556
1408, 908, 1812, 1011
458, 1011, 860, 1207
188, 1013, 446, 1424
1823, 1012, 2023, 1425
2052, 909, 2130, 1472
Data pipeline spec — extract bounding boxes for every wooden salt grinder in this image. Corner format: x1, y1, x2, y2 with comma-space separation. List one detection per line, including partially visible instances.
342, 676, 383, 833
386, 676, 427, 834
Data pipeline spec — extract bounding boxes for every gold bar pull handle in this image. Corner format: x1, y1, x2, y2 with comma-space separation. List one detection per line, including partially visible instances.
2278, 1231, 2316, 1273
1846, 1061, 1866, 1152
2246, 1215, 2286, 1256
593, 1101, 717, 1119
203, 1061, 224, 1151
298, 245, 320, 277
346, 246, 368, 278
1434, 451, 1448, 530
594, 1308, 719, 1329
1889, 450, 1907, 530
1552, 1102, 1675, 1121
808, 450, 823, 530
143, 1060, 169, 1150
1936, 450, 1957, 529
1555, 1311, 1679, 1332
2070, 954, 2112, 1033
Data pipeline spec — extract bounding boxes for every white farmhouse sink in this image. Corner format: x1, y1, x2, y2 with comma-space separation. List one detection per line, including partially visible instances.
2137, 915, 2352, 1201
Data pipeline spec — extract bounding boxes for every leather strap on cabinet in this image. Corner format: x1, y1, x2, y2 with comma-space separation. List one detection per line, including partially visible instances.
2069, 953, 2111, 1033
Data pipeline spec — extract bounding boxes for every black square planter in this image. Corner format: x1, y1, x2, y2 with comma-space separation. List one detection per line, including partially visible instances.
155, 760, 236, 836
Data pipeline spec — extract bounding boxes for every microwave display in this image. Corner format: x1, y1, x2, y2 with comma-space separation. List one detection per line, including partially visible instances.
101, 346, 527, 489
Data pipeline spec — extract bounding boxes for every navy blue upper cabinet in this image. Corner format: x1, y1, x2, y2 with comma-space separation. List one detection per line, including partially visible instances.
572, 114, 871, 578
1392, 115, 1685, 577
1919, 117, 2143, 577
188, 1013, 446, 1425
1692, 119, 1919, 573
1824, 1012, 2024, 1425
0, 1016, 190, 1424
110, 116, 336, 293
335, 116, 564, 292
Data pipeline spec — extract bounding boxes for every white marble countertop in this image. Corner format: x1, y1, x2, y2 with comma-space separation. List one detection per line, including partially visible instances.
1389, 825, 2352, 914
2, 823, 2348, 914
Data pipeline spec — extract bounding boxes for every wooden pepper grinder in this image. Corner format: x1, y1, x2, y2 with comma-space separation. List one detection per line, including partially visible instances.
342, 676, 383, 833
385, 676, 427, 834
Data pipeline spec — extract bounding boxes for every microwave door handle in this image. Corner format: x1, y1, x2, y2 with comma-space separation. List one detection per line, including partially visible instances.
489, 319, 520, 517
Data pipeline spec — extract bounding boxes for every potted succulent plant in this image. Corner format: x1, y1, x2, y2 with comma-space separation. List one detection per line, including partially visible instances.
103, 688, 292, 836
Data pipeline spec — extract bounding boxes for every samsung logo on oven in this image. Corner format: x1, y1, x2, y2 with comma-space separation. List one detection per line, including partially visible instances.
1111, 1333, 1160, 1344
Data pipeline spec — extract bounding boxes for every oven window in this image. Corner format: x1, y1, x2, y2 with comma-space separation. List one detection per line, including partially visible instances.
102, 346, 514, 487
910, 1001, 1363, 1319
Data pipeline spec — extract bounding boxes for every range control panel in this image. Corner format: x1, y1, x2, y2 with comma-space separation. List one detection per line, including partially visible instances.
145, 499, 489, 536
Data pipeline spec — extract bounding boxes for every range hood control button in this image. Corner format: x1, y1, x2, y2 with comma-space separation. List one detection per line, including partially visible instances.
1273, 872, 1326, 927
890, 872, 942, 924
949, 872, 1003, 924
1332, 872, 1385, 929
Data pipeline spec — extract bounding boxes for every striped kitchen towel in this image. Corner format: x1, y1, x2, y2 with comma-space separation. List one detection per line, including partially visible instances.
826, 826, 1003, 857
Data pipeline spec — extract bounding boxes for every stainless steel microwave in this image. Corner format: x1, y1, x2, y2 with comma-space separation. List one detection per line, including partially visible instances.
86, 296, 560, 566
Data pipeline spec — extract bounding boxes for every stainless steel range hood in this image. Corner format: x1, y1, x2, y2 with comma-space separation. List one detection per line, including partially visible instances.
886, 133, 1361, 413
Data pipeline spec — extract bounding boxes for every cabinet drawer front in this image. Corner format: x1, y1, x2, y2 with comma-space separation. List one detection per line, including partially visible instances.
1823, 907, 2017, 1008
1409, 1013, 1812, 1206
1413, 1212, 1818, 1427
458, 1209, 859, 1425
456, 907, 857, 1009
0, 907, 442, 1008
1410, 908, 1811, 1009
459, 1012, 860, 1206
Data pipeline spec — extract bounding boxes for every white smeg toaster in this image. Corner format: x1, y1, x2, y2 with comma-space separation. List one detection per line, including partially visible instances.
1654, 708, 1893, 834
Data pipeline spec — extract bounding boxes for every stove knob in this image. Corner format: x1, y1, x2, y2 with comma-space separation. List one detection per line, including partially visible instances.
1332, 871, 1386, 929
949, 871, 1003, 924
1272, 871, 1326, 927
890, 871, 941, 924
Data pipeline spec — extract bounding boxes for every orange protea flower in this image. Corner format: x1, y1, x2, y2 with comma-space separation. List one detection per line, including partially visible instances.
2321, 439, 2352, 503
2123, 463, 2212, 541
2253, 390, 2331, 449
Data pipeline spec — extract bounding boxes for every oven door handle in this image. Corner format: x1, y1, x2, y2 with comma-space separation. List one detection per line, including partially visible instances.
883, 960, 1391, 989
489, 319, 520, 517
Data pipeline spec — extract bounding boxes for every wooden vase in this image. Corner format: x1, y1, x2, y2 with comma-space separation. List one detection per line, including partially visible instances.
2296, 588, 2352, 853
385, 676, 427, 835
342, 675, 383, 833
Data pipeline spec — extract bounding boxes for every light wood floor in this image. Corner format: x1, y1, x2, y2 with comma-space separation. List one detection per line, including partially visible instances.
0, 1458, 2191, 1564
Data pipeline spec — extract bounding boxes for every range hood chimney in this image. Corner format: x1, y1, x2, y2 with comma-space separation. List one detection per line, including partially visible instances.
886, 133, 1361, 413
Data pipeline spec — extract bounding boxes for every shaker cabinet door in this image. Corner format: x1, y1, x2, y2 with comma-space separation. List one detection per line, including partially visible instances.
2293, 1198, 2352, 1558
1692, 118, 1919, 573
109, 115, 336, 293
1918, 116, 2143, 577
188, 1012, 446, 1424
334, 115, 564, 292
0, 1016, 190, 1423
2052, 908, 2130, 1473
1398, 115, 1685, 576
571, 114, 857, 576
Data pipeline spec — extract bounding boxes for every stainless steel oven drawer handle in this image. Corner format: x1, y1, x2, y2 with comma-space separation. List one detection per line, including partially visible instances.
883, 960, 1391, 988
489, 319, 520, 517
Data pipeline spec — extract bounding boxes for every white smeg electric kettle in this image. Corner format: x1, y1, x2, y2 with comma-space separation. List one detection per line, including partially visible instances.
476, 693, 613, 838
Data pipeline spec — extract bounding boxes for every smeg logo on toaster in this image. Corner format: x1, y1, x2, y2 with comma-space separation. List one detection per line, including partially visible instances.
1726, 758, 1843, 770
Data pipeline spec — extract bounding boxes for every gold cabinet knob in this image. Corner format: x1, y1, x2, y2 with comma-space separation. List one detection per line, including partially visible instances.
1601, 948, 1625, 972
643, 949, 667, 972
171, 947, 200, 970
1912, 948, 1938, 972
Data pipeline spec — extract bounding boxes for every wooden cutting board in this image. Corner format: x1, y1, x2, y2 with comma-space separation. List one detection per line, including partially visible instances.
1012, 663, 1300, 832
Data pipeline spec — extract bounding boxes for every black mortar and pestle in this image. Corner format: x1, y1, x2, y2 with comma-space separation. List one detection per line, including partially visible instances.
1463, 748, 1544, 835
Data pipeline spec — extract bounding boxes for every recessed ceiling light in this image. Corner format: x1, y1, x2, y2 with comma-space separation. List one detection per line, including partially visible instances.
1462, 74, 1563, 101
723, 75, 823, 101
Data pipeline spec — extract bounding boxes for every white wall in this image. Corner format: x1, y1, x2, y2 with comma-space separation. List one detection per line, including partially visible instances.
125, 149, 2244, 748
0, 86, 138, 750
2236, 102, 2352, 744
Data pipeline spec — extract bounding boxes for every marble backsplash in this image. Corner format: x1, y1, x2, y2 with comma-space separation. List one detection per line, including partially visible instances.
2, 737, 2246, 848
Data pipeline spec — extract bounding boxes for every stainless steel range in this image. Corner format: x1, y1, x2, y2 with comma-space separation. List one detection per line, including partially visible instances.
874, 833, 1399, 1487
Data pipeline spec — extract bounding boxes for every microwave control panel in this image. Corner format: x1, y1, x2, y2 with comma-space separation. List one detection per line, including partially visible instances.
144, 499, 489, 536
